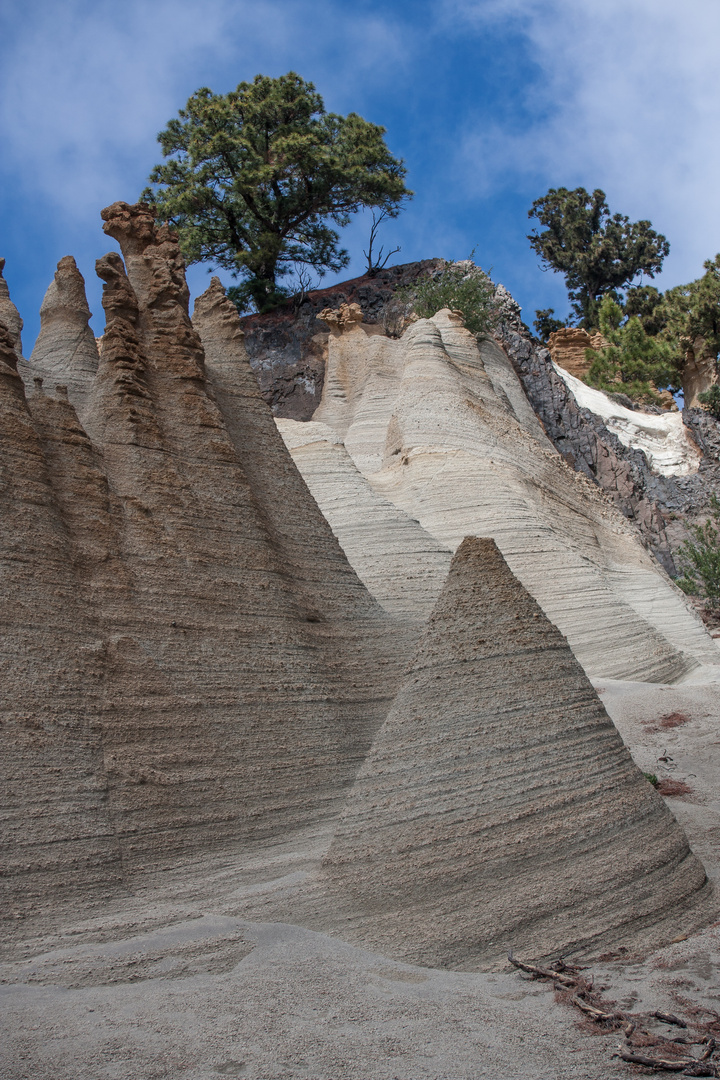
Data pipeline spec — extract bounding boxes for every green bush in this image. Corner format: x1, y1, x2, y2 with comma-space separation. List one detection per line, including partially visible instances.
533, 308, 564, 343
698, 384, 720, 420
400, 259, 497, 338
584, 294, 680, 402
675, 494, 720, 607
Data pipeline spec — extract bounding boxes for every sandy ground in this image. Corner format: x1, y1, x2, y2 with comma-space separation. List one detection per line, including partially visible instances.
2, 671, 720, 1080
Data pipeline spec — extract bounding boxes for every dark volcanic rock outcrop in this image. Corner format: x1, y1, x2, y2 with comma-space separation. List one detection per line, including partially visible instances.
240, 259, 440, 419
321, 538, 713, 968
0, 204, 412, 940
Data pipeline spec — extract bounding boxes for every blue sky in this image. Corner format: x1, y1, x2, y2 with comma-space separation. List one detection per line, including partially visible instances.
1, 0, 719, 351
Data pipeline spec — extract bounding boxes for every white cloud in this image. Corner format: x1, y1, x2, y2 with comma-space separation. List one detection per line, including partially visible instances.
0, 0, 407, 217
447, 0, 720, 288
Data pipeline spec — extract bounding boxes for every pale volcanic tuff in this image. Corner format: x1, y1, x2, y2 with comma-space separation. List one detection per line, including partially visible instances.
0, 206, 715, 967
278, 307, 719, 681
0, 203, 413, 941
318, 538, 713, 968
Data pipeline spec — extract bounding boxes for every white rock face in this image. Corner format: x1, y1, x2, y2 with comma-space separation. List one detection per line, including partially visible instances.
277, 419, 452, 622
280, 310, 719, 683
554, 364, 701, 477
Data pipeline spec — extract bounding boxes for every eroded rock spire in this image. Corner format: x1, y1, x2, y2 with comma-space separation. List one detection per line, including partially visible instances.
0, 258, 24, 357
29, 256, 99, 421
321, 537, 713, 968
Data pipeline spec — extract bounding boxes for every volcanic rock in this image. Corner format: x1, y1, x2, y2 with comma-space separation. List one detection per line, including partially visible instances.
548, 325, 598, 378
276, 418, 452, 622
29, 256, 99, 425
321, 538, 713, 968
286, 307, 718, 681
0, 258, 24, 356
0, 204, 411, 940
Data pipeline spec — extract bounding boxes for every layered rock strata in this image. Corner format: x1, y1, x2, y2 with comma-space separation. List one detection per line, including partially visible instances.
0, 204, 410, 939
0, 258, 23, 356
283, 309, 718, 681
29, 255, 99, 426
321, 538, 713, 968
240, 259, 441, 419
276, 419, 452, 622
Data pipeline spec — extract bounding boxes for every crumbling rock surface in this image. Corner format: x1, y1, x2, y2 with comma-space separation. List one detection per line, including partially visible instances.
547, 325, 599, 378
240, 259, 441, 420
0, 204, 412, 941
318, 539, 713, 969
498, 316, 720, 561
496, 317, 680, 570
317, 301, 363, 331
0, 258, 23, 356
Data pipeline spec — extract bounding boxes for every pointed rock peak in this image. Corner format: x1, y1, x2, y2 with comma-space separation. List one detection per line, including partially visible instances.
324, 535, 712, 968
29, 256, 99, 411
193, 277, 245, 345
0, 258, 24, 357
38, 256, 92, 328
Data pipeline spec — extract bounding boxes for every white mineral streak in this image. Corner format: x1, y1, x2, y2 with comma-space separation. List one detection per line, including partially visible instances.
554, 363, 701, 477
287, 309, 719, 683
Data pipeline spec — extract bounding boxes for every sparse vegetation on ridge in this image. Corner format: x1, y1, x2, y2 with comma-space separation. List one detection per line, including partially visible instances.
397, 258, 498, 338
675, 493, 720, 607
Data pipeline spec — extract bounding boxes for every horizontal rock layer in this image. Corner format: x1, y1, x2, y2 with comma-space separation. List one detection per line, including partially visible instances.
287, 308, 719, 681
320, 538, 713, 968
0, 205, 413, 940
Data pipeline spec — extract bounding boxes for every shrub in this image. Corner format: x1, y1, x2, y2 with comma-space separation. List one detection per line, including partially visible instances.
698, 384, 720, 420
584, 294, 679, 403
399, 259, 498, 338
675, 494, 720, 607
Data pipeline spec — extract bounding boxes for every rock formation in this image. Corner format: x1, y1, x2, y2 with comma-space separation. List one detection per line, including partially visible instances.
276, 419, 452, 622
556, 365, 700, 477
29, 256, 99, 425
547, 325, 598, 377
2, 224, 716, 972
320, 538, 713, 968
0, 258, 23, 357
0, 203, 412, 940
280, 308, 718, 682
239, 259, 441, 418
318, 301, 363, 331
682, 335, 718, 408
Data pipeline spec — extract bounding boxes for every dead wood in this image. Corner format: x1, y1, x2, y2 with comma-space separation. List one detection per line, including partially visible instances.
655, 1012, 689, 1029
617, 1046, 715, 1073
572, 994, 625, 1024
507, 952, 578, 987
